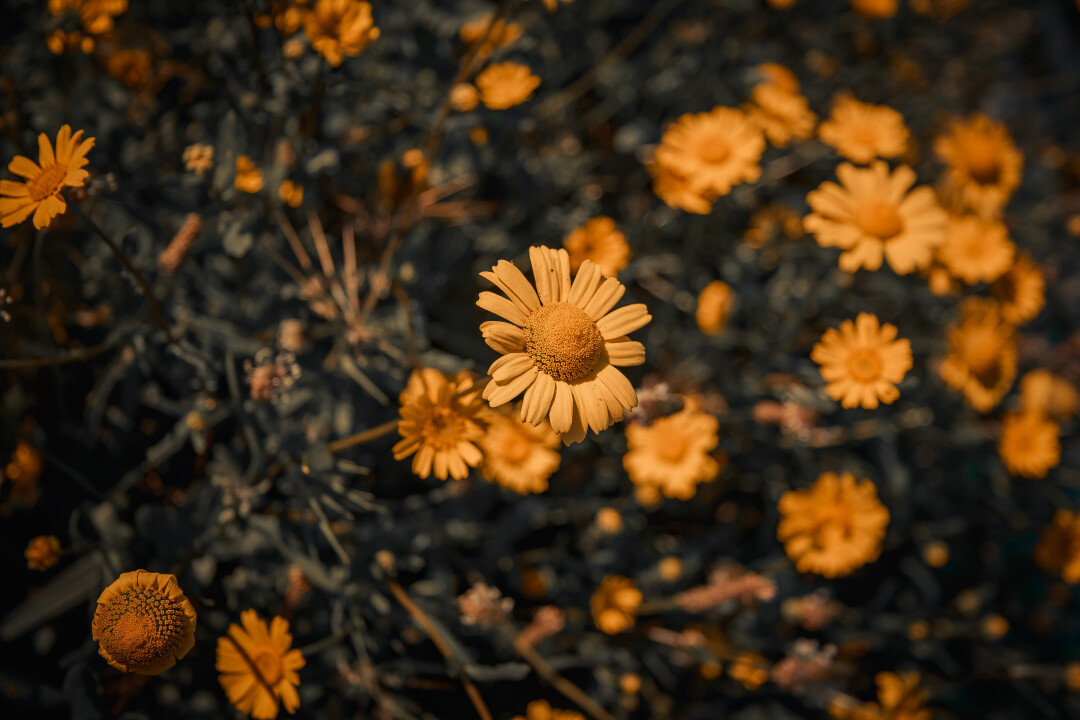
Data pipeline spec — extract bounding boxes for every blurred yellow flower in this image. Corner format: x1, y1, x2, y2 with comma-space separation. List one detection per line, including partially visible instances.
777, 472, 889, 578
278, 180, 303, 208
651, 107, 765, 208
998, 411, 1060, 479
1036, 510, 1080, 583
623, 400, 720, 501
235, 155, 264, 194
744, 83, 817, 148
938, 298, 1017, 413
450, 83, 480, 112
479, 408, 561, 494
475, 62, 541, 110
937, 214, 1014, 285
935, 113, 1022, 217
818, 95, 909, 164
92, 570, 197, 675
804, 161, 947, 274
393, 368, 487, 481
647, 160, 714, 214
304, 0, 379, 68
756, 62, 801, 93
511, 699, 584, 720
1, 125, 95, 229
730, 652, 769, 690
1019, 369, 1079, 422
183, 143, 214, 174
852, 671, 931, 720
562, 216, 630, 277
811, 313, 912, 410
477, 246, 650, 445
993, 251, 1044, 325
217, 609, 305, 720
25, 535, 61, 571
590, 575, 641, 634
49, 0, 128, 35
696, 280, 735, 335
850, 0, 898, 19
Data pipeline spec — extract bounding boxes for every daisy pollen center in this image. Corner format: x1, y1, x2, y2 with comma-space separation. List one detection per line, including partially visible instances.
524, 302, 603, 383
28, 163, 67, 202
98, 589, 184, 666
846, 348, 884, 382
252, 648, 284, 685
854, 201, 904, 241
699, 139, 731, 164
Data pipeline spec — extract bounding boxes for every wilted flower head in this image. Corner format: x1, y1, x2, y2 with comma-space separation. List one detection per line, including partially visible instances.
624, 381, 685, 426
804, 161, 947, 274
744, 82, 817, 148
777, 472, 890, 578
938, 298, 1017, 413
304, 0, 379, 67
811, 313, 912, 410
92, 570, 197, 674
590, 575, 642, 634
818, 95, 909, 164
771, 639, 836, 693
235, 155, 264, 194
159, 213, 202, 273
475, 62, 541, 110
459, 582, 514, 627
217, 609, 305, 719
393, 368, 487, 480
246, 350, 300, 403
675, 562, 776, 611
1019, 369, 1079, 421
477, 246, 650, 445
998, 411, 1060, 479
1, 125, 95, 229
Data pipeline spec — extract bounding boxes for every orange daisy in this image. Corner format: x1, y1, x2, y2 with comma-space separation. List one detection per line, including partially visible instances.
475, 62, 541, 110
562, 216, 631, 277
477, 246, 650, 445
993, 251, 1044, 325
1036, 510, 1080, 584
938, 298, 1017, 413
936, 214, 1014, 285
811, 313, 912, 409
818, 95, 909, 164
934, 113, 1023, 217
1, 125, 95, 229
217, 609, 305, 719
623, 399, 720, 501
998, 411, 1060, 479
744, 83, 817, 148
804, 161, 947, 274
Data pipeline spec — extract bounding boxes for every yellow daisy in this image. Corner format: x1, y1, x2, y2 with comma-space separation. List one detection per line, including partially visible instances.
652, 106, 765, 201
235, 155, 264, 194
993, 251, 1044, 326
811, 313, 912, 409
562, 216, 631, 277
479, 408, 561, 494
934, 113, 1023, 217
623, 399, 720, 501
25, 535, 61, 571
804, 161, 947, 274
744, 83, 817, 148
92, 570, 197, 675
477, 246, 650, 445
851, 0, 898, 19
590, 575, 642, 634
1, 125, 95, 229
938, 298, 1017, 413
998, 411, 1060, 479
1019, 369, 1079, 422
937, 214, 1014, 285
303, 0, 379, 68
475, 62, 541, 110
818, 95, 909, 164
393, 368, 487, 481
217, 609, 305, 720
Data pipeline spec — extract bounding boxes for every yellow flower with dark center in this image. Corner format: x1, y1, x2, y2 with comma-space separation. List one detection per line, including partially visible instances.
25, 535, 61, 571
590, 575, 642, 634
1019, 369, 1079, 422
850, 0, 898, 19
217, 609, 305, 720
303, 0, 379, 67
477, 246, 650, 445
479, 407, 561, 494
937, 214, 1014, 285
811, 313, 912, 410
777, 472, 890, 578
91, 570, 197, 675
744, 83, 817, 148
393, 368, 487, 480
804, 161, 947, 274
651, 106, 765, 204
511, 699, 585, 720
998, 411, 1060, 479
1036, 510, 1080, 584
562, 216, 630, 277
934, 113, 1023, 217
696, 280, 735, 335
235, 155, 264, 194
278, 180, 303, 208
1, 125, 95, 229
475, 62, 541, 110
818, 95, 909, 164
992, 251, 1044, 325
938, 298, 1017, 413
623, 399, 720, 501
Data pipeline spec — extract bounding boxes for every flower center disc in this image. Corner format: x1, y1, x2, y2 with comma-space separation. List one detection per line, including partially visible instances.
252, 648, 284, 685
699, 139, 731, 165
28, 163, 67, 202
98, 589, 184, 668
964, 140, 1002, 185
423, 407, 466, 450
855, 201, 904, 241
524, 302, 603, 383
846, 348, 883, 382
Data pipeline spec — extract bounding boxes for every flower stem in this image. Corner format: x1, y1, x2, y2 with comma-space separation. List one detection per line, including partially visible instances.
68, 200, 175, 344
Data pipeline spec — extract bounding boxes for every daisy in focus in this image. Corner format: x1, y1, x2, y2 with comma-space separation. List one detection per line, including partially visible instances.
623, 399, 721, 502
938, 298, 1017, 413
217, 609, 305, 720
648, 106, 765, 214
804, 161, 947, 274
777, 472, 890, 578
818, 95, 909, 164
393, 368, 487, 481
934, 113, 1023, 217
477, 246, 650, 445
479, 407, 561, 494
562, 216, 631, 277
811, 313, 912, 410
1019, 369, 1079, 422
91, 570, 197, 675
696, 280, 735, 335
1, 125, 95, 229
